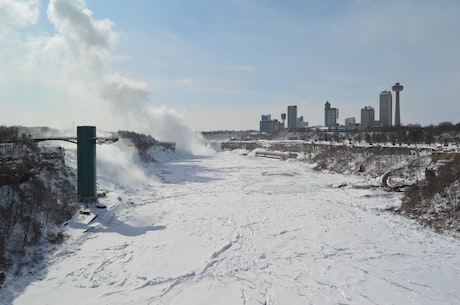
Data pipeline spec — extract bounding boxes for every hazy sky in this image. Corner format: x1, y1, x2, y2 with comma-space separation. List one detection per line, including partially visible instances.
1, 0, 459, 132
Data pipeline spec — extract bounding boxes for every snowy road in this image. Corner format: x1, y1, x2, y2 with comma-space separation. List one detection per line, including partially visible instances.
11, 150, 460, 305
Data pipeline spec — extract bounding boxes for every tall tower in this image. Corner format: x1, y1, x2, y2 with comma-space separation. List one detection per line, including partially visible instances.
324, 101, 331, 126
361, 106, 375, 129
392, 82, 404, 126
324, 101, 339, 127
287, 106, 297, 129
379, 91, 392, 127
77, 126, 97, 201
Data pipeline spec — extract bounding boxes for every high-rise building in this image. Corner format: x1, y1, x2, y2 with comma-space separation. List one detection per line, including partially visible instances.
324, 101, 339, 127
296, 116, 308, 128
379, 91, 392, 127
259, 114, 282, 133
261, 114, 271, 121
345, 117, 356, 126
287, 106, 297, 129
361, 106, 375, 129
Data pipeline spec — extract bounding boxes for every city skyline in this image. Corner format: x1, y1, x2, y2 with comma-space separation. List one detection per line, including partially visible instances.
259, 82, 408, 131
1, 0, 459, 132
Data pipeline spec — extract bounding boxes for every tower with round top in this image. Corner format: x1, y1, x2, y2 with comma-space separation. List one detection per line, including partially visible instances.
392, 82, 404, 126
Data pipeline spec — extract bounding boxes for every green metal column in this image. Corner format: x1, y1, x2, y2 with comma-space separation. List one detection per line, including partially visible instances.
77, 126, 96, 201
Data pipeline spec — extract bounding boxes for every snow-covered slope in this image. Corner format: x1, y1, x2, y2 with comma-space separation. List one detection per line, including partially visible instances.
6, 145, 460, 305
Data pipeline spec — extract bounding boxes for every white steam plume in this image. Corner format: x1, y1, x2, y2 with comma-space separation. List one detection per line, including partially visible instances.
101, 74, 211, 153
3, 0, 209, 154
0, 0, 39, 28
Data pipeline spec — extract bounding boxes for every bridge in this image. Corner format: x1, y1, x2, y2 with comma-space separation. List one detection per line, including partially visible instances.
30, 136, 119, 145
1, 135, 118, 145
29, 136, 175, 150
0, 127, 119, 201
2, 127, 176, 202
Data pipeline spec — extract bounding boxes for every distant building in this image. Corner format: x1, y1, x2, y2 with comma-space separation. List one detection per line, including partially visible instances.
261, 114, 271, 121
287, 106, 297, 129
260, 114, 272, 133
324, 101, 339, 127
361, 106, 375, 129
344, 117, 356, 126
280, 113, 286, 127
259, 114, 282, 133
379, 91, 392, 127
296, 116, 308, 128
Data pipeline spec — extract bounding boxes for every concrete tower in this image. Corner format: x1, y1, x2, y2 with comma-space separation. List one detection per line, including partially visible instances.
392, 82, 404, 126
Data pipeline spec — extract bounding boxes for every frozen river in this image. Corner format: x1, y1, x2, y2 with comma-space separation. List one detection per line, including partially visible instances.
10, 148, 460, 305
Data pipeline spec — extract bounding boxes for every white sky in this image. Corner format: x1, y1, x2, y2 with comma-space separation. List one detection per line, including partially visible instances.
1, 0, 459, 132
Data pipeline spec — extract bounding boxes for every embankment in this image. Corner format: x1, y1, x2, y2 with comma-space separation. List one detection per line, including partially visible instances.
222, 141, 442, 177
222, 140, 460, 235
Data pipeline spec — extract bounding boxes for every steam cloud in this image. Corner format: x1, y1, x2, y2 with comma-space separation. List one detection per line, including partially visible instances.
1, 0, 210, 154
0, 0, 38, 29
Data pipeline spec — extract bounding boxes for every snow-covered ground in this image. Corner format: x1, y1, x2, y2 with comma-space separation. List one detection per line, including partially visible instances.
6, 144, 460, 305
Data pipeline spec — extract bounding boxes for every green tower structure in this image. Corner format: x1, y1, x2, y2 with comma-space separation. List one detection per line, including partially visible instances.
77, 126, 97, 201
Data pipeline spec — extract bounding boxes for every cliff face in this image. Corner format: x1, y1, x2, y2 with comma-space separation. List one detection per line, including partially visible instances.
300, 144, 434, 177
0, 144, 69, 185
298, 144, 460, 235
0, 143, 40, 186
397, 155, 460, 234
0, 142, 77, 273
223, 141, 435, 177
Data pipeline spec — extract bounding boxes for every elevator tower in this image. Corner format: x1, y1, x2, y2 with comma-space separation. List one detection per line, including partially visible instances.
392, 82, 404, 126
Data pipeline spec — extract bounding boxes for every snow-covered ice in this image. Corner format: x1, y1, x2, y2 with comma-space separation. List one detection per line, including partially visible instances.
8, 147, 460, 305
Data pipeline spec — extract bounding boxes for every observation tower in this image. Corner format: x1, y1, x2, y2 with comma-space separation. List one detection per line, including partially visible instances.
392, 82, 404, 126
